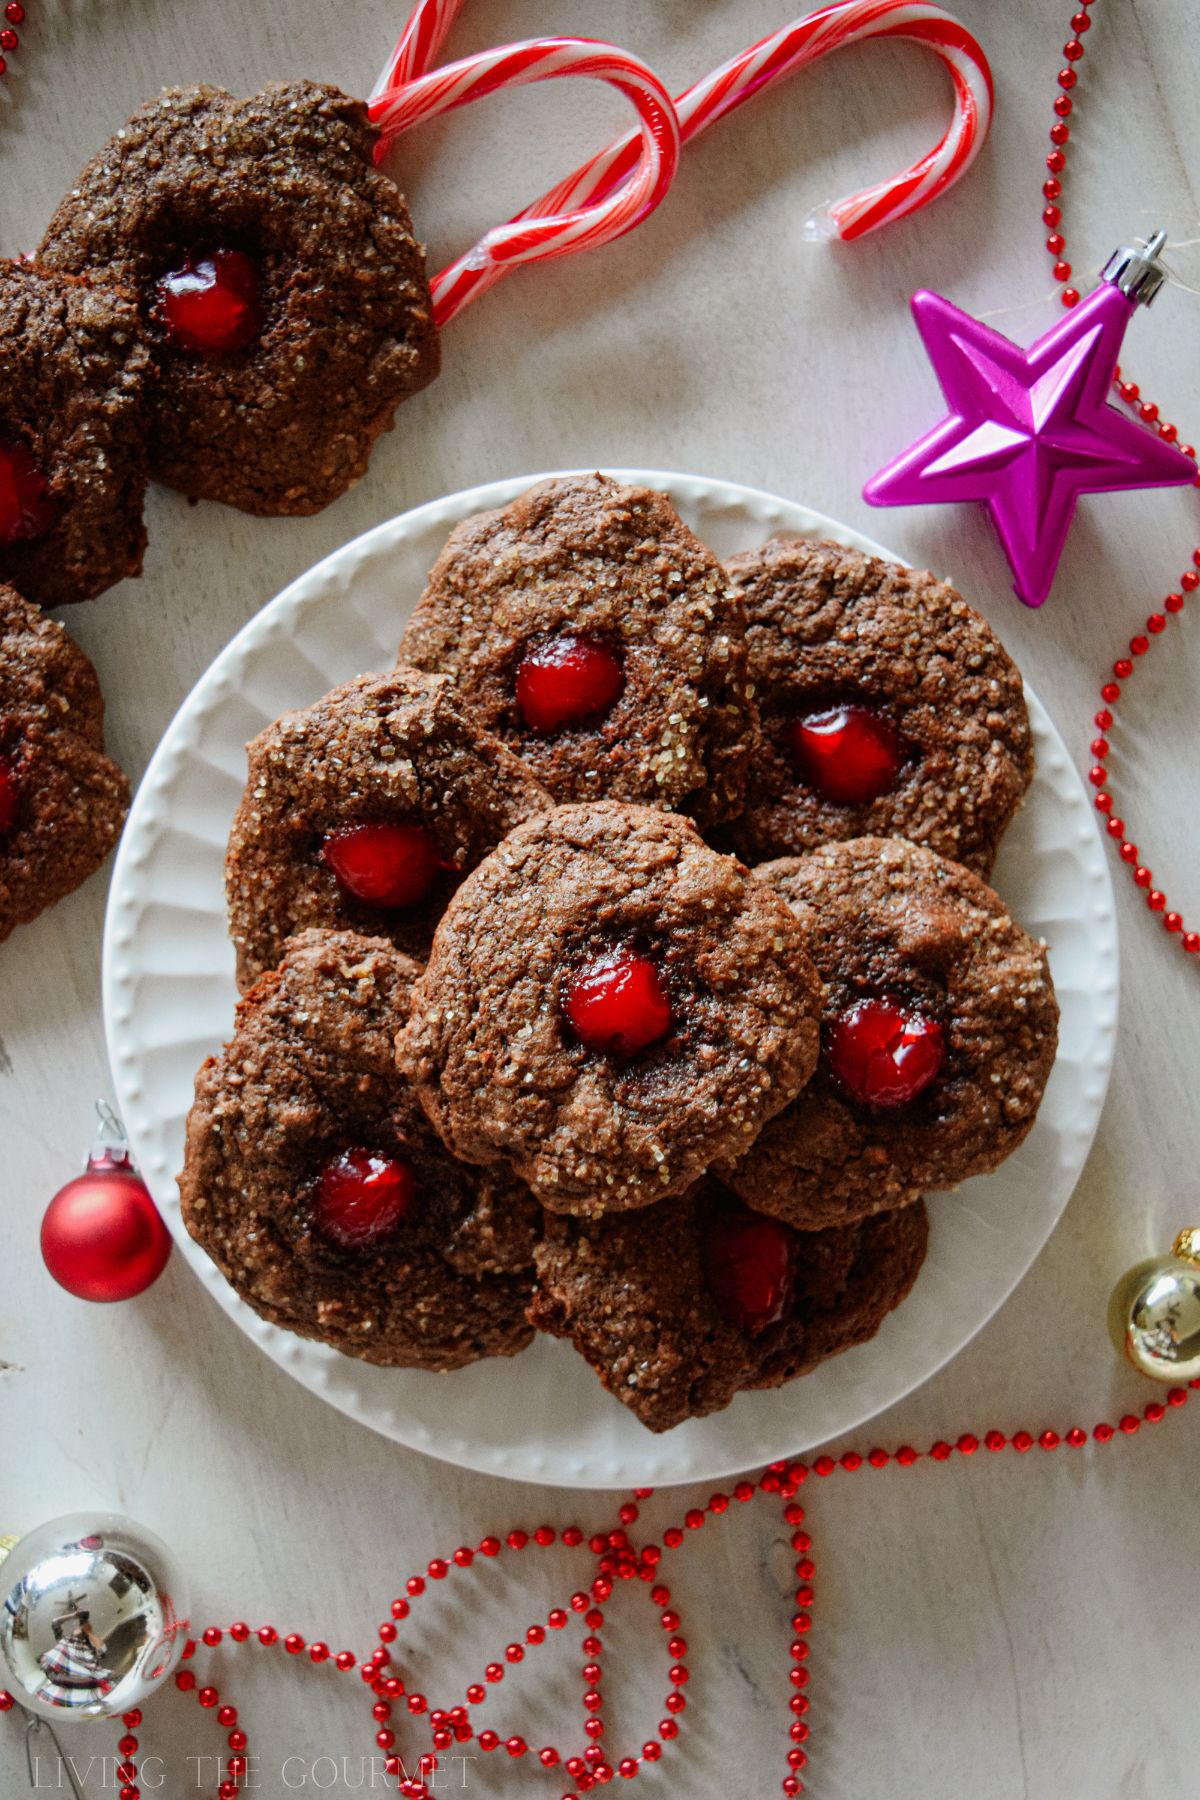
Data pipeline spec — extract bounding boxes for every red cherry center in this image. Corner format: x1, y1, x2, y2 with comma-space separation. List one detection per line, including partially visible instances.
826, 1000, 946, 1108
702, 1203, 796, 1336
322, 822, 446, 910
0, 754, 17, 837
155, 249, 264, 355
0, 438, 57, 548
786, 704, 905, 806
515, 634, 625, 735
565, 950, 673, 1056
316, 1147, 417, 1249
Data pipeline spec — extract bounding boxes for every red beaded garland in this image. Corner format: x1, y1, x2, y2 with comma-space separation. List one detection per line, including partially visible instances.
1083, 543, 1198, 949
0, 7, 1191, 1799
0, 0, 19, 74
0, 1390, 1186, 1800
1035, 0, 1199, 952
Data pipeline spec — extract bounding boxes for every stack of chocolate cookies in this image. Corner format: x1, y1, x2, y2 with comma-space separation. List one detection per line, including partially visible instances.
182, 474, 1059, 1433
2, 79, 444, 938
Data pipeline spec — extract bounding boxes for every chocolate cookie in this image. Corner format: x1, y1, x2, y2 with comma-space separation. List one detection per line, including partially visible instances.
722, 536, 1033, 875
397, 801, 823, 1214
0, 584, 130, 941
0, 261, 153, 607
226, 665, 552, 990
398, 475, 757, 827
40, 82, 439, 516
718, 838, 1058, 1229
530, 1182, 928, 1432
180, 930, 540, 1369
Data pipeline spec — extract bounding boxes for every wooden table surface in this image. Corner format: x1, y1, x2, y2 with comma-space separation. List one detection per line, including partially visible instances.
3, 2, 1199, 1795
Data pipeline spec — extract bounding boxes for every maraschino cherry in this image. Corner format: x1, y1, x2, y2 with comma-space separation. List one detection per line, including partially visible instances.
0, 438, 56, 547
516, 634, 625, 734
565, 950, 673, 1055
827, 1000, 945, 1107
702, 1202, 795, 1335
322, 822, 446, 910
155, 250, 264, 355
0, 755, 17, 836
786, 704, 905, 805
316, 1147, 417, 1249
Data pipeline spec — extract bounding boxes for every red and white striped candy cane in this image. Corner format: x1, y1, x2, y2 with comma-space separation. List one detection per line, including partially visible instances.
617, 0, 992, 242
499, 0, 993, 247
370, 34, 680, 328
369, 0, 465, 101
377, 0, 993, 316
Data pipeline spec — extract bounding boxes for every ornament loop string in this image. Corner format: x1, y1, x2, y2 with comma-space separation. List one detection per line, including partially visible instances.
94, 1098, 125, 1145
89, 1097, 133, 1167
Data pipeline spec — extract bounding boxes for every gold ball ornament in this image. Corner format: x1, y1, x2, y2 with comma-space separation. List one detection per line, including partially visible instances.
1108, 1228, 1200, 1382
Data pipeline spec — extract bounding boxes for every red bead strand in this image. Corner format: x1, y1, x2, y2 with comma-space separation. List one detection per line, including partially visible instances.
1044, 0, 1200, 951
0, 9, 1196, 1799
0, 0, 23, 76
2, 1392, 1195, 1798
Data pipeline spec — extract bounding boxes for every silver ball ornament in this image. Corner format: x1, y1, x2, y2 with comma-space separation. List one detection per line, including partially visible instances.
0, 1513, 190, 1722
1108, 1228, 1200, 1383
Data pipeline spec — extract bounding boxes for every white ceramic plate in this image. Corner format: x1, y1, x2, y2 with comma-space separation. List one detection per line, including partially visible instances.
103, 470, 1118, 1489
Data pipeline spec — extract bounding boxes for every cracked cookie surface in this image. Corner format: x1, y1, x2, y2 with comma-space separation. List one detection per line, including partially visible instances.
397, 801, 823, 1214
723, 536, 1033, 875
226, 664, 551, 990
0, 583, 130, 941
719, 838, 1058, 1228
41, 81, 439, 515
531, 1182, 929, 1431
0, 262, 153, 607
399, 475, 757, 827
181, 930, 540, 1368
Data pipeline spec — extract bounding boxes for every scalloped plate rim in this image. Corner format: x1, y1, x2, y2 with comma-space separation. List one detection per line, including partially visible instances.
102, 468, 1119, 1489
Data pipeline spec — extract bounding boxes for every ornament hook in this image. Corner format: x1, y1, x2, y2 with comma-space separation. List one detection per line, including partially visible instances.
94, 1099, 125, 1146
90, 1099, 131, 1167
24, 1716, 86, 1800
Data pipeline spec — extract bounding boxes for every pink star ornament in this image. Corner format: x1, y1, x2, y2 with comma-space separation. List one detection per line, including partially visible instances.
864, 235, 1195, 607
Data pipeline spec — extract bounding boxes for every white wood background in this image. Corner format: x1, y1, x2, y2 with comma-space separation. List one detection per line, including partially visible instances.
3, 2, 1200, 1794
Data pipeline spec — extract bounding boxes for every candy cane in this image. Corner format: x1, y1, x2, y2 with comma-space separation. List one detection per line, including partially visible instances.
371, 0, 990, 325
513, 0, 993, 245
369, 0, 465, 101
690, 0, 992, 240
370, 38, 680, 328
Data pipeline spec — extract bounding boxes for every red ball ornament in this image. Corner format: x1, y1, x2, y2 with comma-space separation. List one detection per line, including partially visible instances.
41, 1105, 171, 1302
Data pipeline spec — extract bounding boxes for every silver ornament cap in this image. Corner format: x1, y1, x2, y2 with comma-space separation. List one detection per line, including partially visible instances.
0, 1513, 190, 1722
1101, 229, 1169, 308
